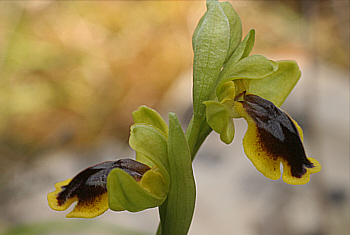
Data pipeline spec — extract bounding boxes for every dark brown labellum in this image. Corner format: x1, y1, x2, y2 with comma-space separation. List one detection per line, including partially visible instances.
57, 159, 150, 206
239, 93, 314, 178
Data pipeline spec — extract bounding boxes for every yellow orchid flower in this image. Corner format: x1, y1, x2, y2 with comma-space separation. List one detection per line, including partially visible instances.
234, 92, 321, 184
47, 159, 152, 218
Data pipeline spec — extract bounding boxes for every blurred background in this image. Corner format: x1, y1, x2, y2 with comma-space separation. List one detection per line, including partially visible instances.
0, 1, 348, 235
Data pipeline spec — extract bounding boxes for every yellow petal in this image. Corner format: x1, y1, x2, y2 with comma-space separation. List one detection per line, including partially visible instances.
47, 176, 109, 219
66, 193, 109, 218
47, 161, 121, 218
234, 93, 321, 184
48, 159, 153, 218
47, 178, 74, 211
240, 119, 281, 180
282, 158, 321, 185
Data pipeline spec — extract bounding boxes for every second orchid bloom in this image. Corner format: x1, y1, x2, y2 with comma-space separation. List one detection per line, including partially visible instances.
47, 105, 195, 235
48, 106, 172, 218
204, 72, 321, 185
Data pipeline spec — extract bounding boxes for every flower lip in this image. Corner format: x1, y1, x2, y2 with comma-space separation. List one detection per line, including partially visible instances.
56, 159, 151, 207
237, 93, 315, 178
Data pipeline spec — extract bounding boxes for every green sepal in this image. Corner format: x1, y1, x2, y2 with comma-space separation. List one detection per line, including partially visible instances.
249, 60, 301, 107
216, 55, 278, 96
129, 124, 170, 185
132, 105, 168, 138
192, 0, 230, 119
159, 113, 196, 235
107, 168, 166, 212
203, 100, 235, 144
220, 1, 242, 64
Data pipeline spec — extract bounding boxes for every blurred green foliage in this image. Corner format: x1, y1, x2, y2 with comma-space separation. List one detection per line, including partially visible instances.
0, 1, 198, 157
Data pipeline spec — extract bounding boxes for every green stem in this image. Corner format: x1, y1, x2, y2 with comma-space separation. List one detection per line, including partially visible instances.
185, 116, 199, 157
185, 115, 212, 161
191, 121, 212, 160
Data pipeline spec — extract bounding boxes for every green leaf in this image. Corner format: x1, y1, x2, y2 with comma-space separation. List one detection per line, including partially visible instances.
249, 60, 301, 107
192, 0, 230, 119
220, 1, 242, 64
159, 113, 196, 235
132, 105, 168, 138
129, 124, 170, 184
203, 100, 235, 144
107, 168, 166, 212
216, 55, 278, 96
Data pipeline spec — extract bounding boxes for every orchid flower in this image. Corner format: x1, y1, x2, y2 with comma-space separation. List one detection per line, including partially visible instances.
47, 106, 195, 234
200, 19, 321, 185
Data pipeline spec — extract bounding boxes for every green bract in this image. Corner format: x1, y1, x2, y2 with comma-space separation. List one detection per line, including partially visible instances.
192, 0, 230, 119
187, 0, 243, 158
158, 113, 196, 235
220, 1, 242, 64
